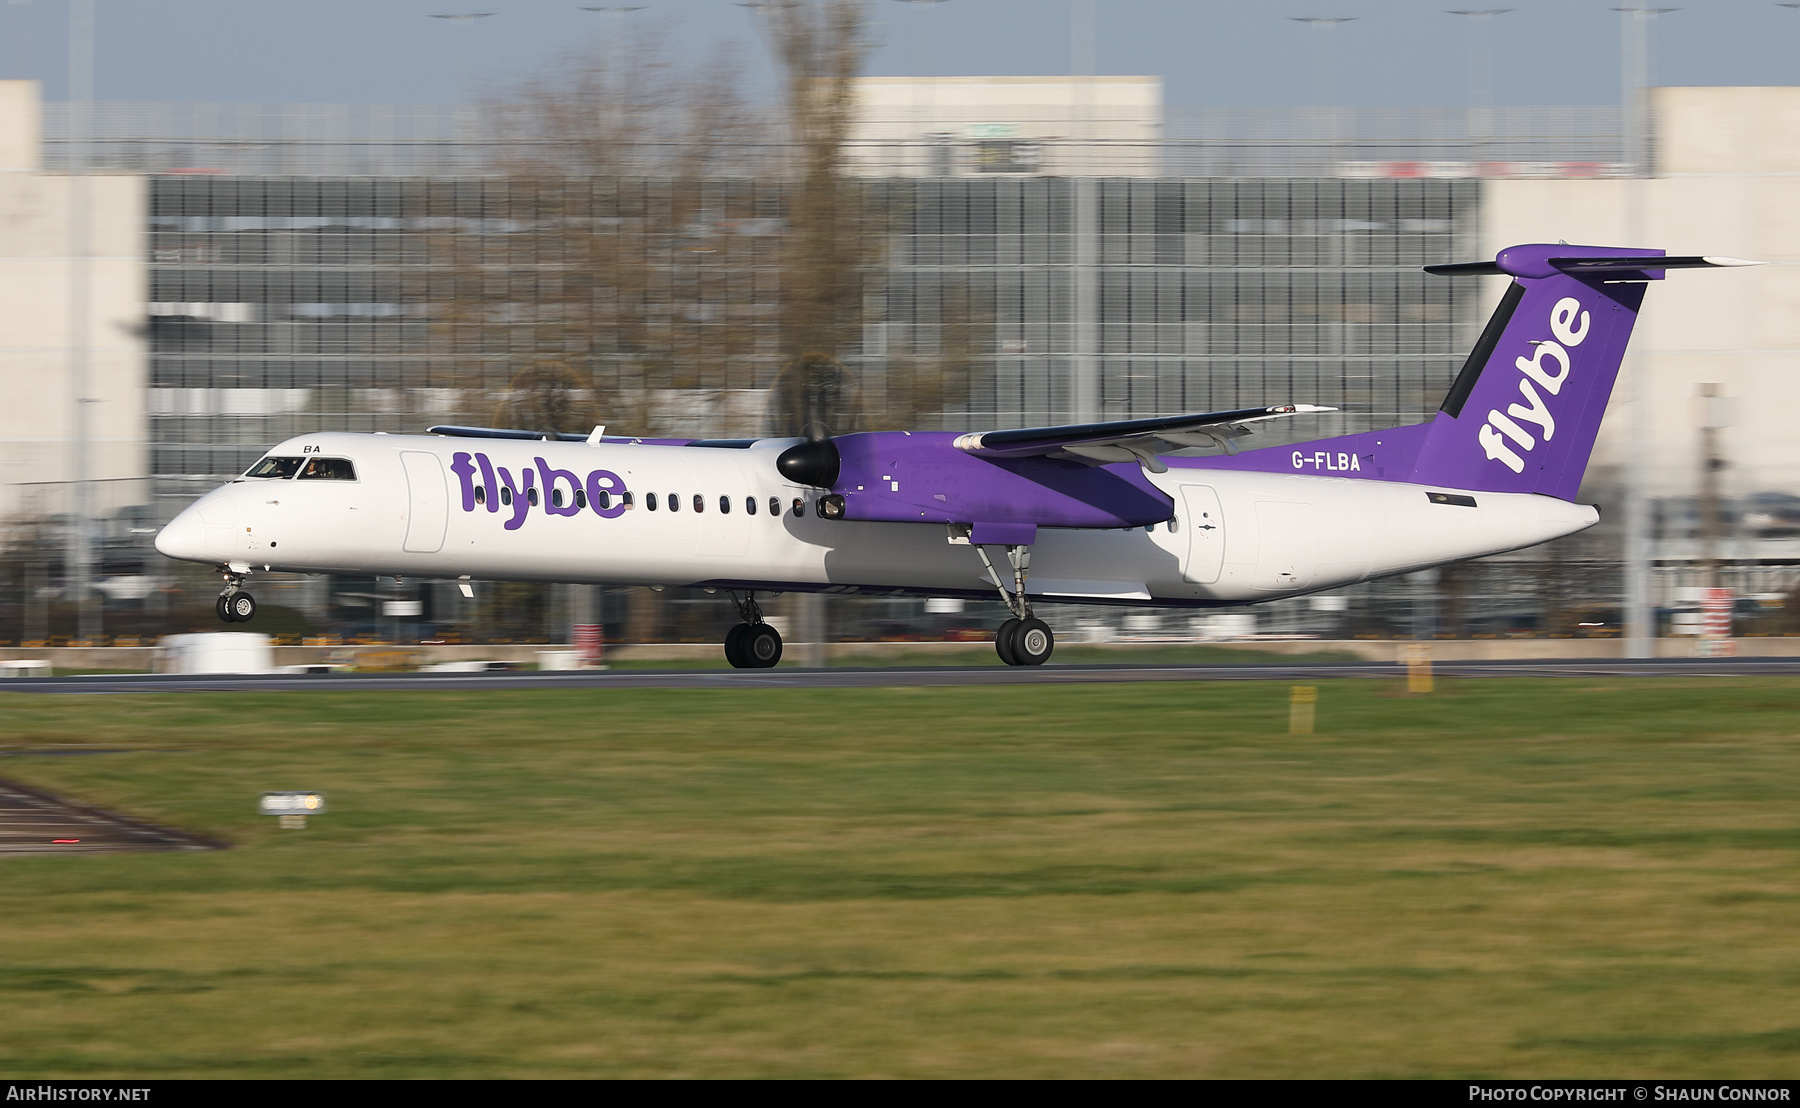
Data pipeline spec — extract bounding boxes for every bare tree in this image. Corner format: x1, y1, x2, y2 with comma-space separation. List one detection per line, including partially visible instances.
430, 24, 775, 440
743, 0, 896, 443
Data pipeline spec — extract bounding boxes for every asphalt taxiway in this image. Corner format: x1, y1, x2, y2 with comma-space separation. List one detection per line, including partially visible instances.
0, 777, 224, 855
2, 657, 1798, 693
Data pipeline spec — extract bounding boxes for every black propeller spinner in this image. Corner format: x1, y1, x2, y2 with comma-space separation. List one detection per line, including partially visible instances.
775, 422, 840, 488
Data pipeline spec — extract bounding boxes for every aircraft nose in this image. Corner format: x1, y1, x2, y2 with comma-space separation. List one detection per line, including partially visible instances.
154, 504, 207, 562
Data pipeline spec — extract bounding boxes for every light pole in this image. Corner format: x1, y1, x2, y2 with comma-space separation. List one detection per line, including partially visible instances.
427, 13, 495, 106
1780, 4, 1800, 81
1288, 17, 1356, 173
892, 0, 952, 177
570, 6, 641, 653
1072, 0, 1097, 424
578, 4, 646, 67
1615, 2, 1676, 658
1445, 9, 1512, 171
67, 0, 97, 643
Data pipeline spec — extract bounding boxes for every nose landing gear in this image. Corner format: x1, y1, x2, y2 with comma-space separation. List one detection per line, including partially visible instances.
722, 591, 783, 669
216, 569, 256, 624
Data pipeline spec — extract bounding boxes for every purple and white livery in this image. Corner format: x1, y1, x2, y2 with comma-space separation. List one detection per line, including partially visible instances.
156, 243, 1759, 667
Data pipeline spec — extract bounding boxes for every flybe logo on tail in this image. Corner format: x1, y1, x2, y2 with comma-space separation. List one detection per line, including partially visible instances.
1477, 296, 1590, 474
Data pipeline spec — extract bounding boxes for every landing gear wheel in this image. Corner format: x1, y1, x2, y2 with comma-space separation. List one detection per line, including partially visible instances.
724, 623, 751, 669
1012, 617, 1054, 666
744, 623, 783, 668
226, 592, 256, 623
216, 594, 234, 624
995, 617, 1022, 666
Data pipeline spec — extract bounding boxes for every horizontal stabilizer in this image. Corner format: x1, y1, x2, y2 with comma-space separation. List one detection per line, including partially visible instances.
1546, 255, 1762, 274
953, 404, 1335, 472
1422, 260, 1506, 276
1427, 252, 1764, 278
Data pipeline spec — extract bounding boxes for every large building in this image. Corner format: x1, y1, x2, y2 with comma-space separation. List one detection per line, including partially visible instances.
0, 82, 144, 521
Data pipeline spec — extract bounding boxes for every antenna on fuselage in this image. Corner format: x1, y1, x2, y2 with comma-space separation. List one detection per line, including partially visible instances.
586, 425, 606, 446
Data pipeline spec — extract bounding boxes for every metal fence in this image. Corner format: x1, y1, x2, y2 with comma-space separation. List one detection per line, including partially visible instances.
44, 101, 1626, 179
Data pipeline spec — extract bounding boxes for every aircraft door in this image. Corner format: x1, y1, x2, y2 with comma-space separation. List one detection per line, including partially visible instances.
1180, 485, 1224, 584
400, 451, 448, 554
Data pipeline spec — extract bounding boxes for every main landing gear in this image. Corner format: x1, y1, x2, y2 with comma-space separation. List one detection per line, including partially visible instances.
973, 543, 1054, 666
723, 591, 783, 669
216, 569, 256, 624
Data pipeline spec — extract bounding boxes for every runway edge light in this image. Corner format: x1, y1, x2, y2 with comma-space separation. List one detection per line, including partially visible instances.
259, 791, 327, 829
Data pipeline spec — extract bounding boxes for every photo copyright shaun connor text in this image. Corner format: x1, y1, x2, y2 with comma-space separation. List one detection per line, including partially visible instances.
1471, 1089, 1793, 1103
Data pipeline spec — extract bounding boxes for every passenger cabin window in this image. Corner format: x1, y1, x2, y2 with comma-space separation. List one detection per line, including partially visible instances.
646, 492, 658, 511
719, 495, 730, 515
746, 497, 757, 516
528, 487, 539, 506
770, 497, 781, 517
575, 490, 587, 509
245, 456, 304, 479
501, 486, 513, 506
296, 457, 357, 481
792, 498, 805, 518
693, 494, 704, 513
475, 486, 486, 505
668, 493, 679, 513
622, 492, 634, 508
597, 491, 611, 510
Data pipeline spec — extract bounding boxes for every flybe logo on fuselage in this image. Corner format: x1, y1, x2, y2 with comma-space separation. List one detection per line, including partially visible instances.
449, 451, 629, 530
1477, 296, 1590, 474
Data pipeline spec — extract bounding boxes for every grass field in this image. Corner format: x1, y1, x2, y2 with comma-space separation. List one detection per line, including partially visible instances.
2, 677, 1800, 1077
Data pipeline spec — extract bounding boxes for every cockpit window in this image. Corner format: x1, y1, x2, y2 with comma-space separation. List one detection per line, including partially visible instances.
296, 457, 357, 481
245, 456, 304, 479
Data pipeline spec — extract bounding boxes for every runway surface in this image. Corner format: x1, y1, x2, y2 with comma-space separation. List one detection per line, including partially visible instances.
0, 777, 224, 856
3, 657, 1799, 693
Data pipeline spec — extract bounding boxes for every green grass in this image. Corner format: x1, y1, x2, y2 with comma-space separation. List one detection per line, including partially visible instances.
1, 678, 1799, 1076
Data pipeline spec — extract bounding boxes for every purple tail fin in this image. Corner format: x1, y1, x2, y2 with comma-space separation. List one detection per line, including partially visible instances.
1408, 244, 1667, 502
1409, 245, 1758, 500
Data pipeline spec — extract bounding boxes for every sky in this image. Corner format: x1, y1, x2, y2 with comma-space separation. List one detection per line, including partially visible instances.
4, 0, 1799, 108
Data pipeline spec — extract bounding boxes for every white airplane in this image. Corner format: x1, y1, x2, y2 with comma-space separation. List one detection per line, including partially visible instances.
155, 244, 1754, 667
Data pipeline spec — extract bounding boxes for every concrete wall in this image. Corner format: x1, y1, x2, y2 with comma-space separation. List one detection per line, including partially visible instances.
1481, 86, 1800, 499
0, 80, 147, 520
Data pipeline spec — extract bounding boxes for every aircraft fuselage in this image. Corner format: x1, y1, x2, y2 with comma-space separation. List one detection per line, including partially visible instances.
157, 431, 1598, 608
